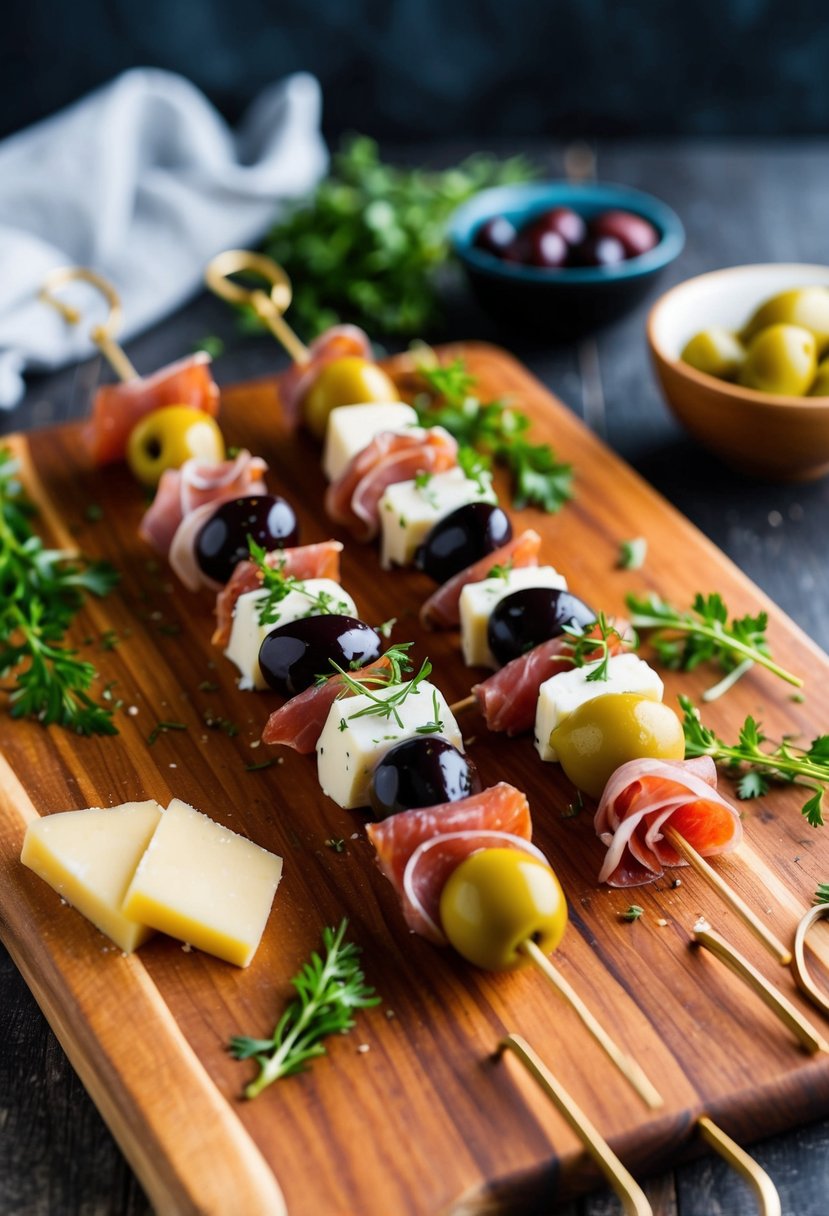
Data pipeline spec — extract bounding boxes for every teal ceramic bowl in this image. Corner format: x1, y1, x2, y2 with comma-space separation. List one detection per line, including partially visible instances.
449, 181, 685, 338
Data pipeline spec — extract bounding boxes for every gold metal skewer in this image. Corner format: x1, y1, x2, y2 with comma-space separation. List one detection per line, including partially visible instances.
519, 939, 663, 1110
791, 902, 829, 1018
39, 266, 138, 383
205, 250, 310, 366
663, 827, 792, 966
497, 1033, 653, 1216
692, 919, 829, 1054
697, 1116, 782, 1216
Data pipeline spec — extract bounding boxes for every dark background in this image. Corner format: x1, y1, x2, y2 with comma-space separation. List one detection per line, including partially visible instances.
2, 0, 829, 142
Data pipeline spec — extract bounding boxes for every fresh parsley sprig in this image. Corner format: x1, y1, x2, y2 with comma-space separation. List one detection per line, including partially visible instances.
332, 654, 433, 730
230, 919, 379, 1099
0, 450, 119, 735
679, 695, 829, 827
561, 613, 625, 683
414, 357, 573, 515
626, 591, 801, 700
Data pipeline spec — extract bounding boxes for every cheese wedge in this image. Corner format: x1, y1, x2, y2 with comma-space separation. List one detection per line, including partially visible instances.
122, 799, 283, 967
20, 800, 163, 952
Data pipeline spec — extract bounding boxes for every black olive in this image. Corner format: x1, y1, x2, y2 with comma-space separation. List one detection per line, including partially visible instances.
195, 495, 299, 583
487, 587, 596, 667
370, 737, 482, 819
414, 503, 512, 584
259, 615, 382, 696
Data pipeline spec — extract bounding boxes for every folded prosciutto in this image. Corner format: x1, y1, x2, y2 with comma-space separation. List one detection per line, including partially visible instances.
595, 756, 743, 887
261, 655, 394, 754
367, 783, 534, 943
84, 353, 220, 466
325, 427, 458, 540
419, 529, 542, 630
278, 325, 374, 428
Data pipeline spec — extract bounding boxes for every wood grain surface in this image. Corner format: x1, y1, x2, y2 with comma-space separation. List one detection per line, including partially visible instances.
2, 342, 829, 1216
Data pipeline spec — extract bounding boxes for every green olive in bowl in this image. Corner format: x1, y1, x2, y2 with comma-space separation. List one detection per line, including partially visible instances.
739, 324, 817, 397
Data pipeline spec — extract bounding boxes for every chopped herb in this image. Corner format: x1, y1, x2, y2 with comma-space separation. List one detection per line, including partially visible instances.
245, 759, 276, 772
457, 445, 491, 493
562, 613, 624, 682
486, 561, 513, 582
618, 537, 647, 570
791, 692, 806, 704
0, 450, 120, 735
248, 538, 348, 626
230, 919, 379, 1098
338, 717, 348, 732
562, 790, 584, 819
100, 629, 120, 651
814, 883, 829, 905
147, 720, 188, 746
193, 335, 225, 358
84, 503, 104, 523
316, 641, 413, 690
622, 905, 644, 922
414, 689, 444, 735
198, 681, 220, 693
414, 470, 433, 490
203, 710, 239, 737
414, 357, 573, 515
680, 695, 829, 827
376, 618, 396, 639
325, 838, 346, 853
332, 653, 433, 730
626, 591, 801, 699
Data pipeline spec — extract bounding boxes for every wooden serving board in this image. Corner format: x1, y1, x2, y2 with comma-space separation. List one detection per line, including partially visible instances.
2, 342, 829, 1216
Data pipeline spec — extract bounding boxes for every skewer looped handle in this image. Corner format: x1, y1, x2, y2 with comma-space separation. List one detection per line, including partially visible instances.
792, 902, 829, 1019
520, 939, 663, 1110
205, 250, 310, 366
663, 827, 792, 966
696, 1116, 782, 1216
692, 920, 829, 1054
496, 1033, 653, 1216
39, 266, 137, 382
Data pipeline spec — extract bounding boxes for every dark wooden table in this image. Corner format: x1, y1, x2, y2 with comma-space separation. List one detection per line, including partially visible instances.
2, 140, 828, 1216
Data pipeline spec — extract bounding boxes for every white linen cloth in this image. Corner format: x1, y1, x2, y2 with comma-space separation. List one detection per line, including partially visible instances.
0, 68, 328, 407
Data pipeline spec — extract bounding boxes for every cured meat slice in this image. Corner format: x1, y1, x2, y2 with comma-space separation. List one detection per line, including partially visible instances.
212, 541, 344, 647
594, 756, 743, 887
403, 830, 548, 943
139, 450, 267, 558
420, 529, 542, 630
473, 618, 632, 736
168, 501, 227, 593
261, 655, 393, 754
278, 325, 374, 428
83, 353, 219, 466
325, 428, 458, 540
367, 782, 531, 899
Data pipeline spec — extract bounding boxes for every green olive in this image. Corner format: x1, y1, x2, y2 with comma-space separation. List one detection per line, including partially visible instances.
439, 847, 567, 972
126, 406, 225, 487
550, 693, 685, 800
742, 287, 829, 352
303, 357, 400, 440
808, 356, 829, 398
739, 324, 817, 396
681, 328, 746, 380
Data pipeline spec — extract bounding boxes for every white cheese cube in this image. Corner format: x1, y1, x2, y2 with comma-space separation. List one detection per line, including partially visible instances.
225, 580, 356, 691
316, 679, 463, 809
122, 799, 283, 968
378, 467, 496, 569
534, 653, 664, 762
459, 566, 569, 669
323, 403, 419, 482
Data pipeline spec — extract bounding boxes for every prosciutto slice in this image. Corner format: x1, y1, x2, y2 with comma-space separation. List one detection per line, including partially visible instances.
419, 529, 542, 630
139, 450, 267, 558
366, 783, 532, 942
278, 325, 374, 427
325, 428, 458, 540
212, 541, 344, 647
83, 353, 219, 466
261, 655, 393, 753
473, 618, 632, 736
595, 756, 743, 887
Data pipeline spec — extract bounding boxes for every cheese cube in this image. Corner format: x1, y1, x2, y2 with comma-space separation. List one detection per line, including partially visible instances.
21, 800, 163, 952
378, 467, 497, 569
323, 403, 419, 482
225, 580, 357, 690
122, 799, 283, 967
534, 654, 664, 762
459, 566, 569, 668
317, 679, 463, 809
